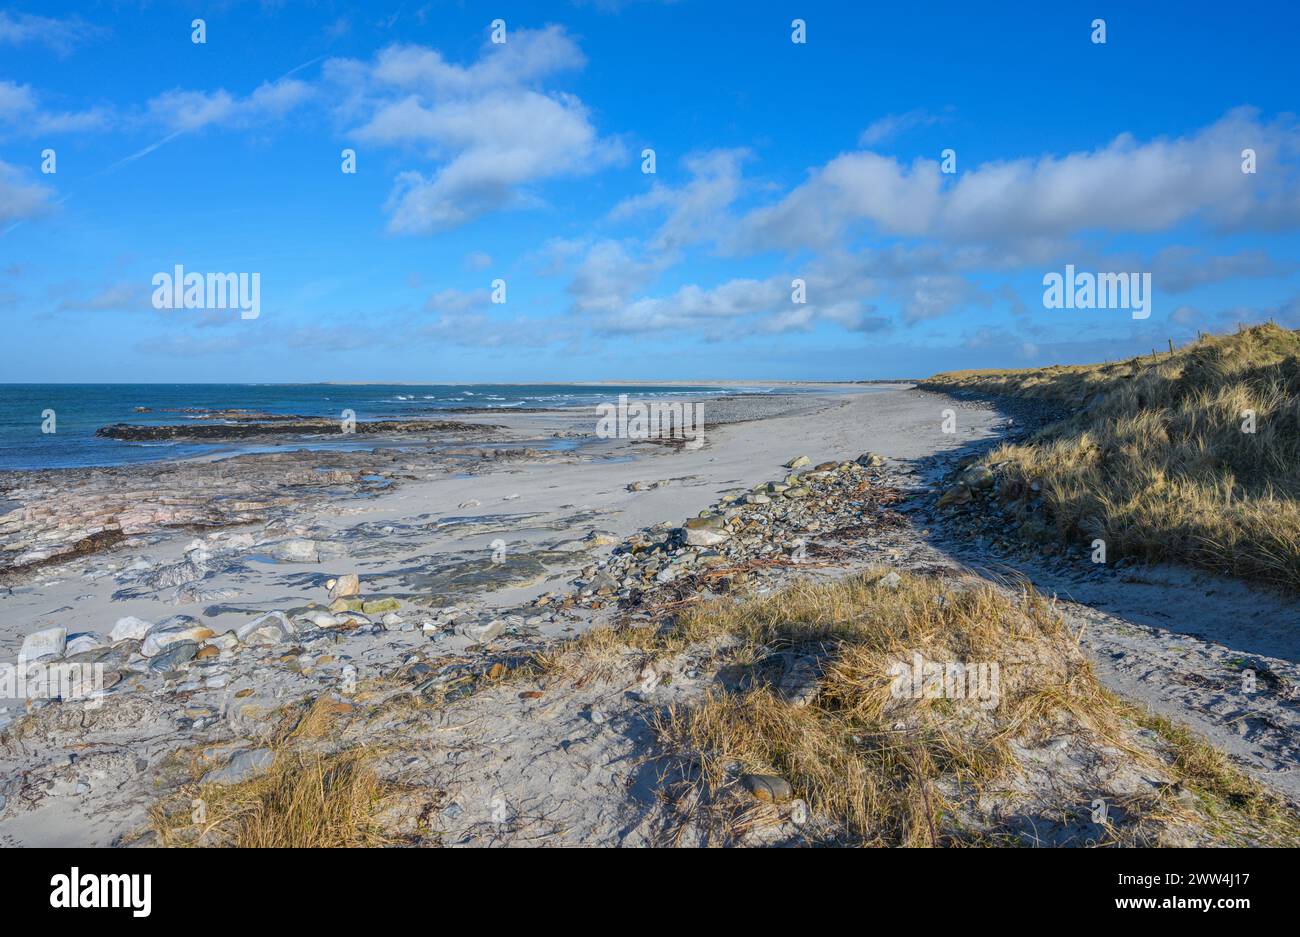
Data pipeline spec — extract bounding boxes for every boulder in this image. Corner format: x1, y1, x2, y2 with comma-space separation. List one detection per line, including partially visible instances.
141, 616, 215, 657
110, 616, 153, 642
235, 611, 295, 645
20, 627, 66, 662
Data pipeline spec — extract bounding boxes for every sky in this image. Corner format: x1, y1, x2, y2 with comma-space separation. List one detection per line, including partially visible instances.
1, 0, 1299, 383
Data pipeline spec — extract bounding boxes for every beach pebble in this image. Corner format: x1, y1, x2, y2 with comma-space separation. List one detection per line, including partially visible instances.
741, 774, 794, 803
785, 455, 811, 469
328, 573, 360, 599
457, 619, 506, 643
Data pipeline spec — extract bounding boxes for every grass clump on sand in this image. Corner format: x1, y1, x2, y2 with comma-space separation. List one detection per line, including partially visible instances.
151, 696, 400, 848
919, 323, 1300, 591
570, 569, 1297, 846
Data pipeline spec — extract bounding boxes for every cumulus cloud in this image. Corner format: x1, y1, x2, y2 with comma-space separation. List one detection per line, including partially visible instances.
326, 26, 621, 234
738, 108, 1300, 251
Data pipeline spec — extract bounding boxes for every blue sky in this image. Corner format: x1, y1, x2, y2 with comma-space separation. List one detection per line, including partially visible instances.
2, 0, 1299, 382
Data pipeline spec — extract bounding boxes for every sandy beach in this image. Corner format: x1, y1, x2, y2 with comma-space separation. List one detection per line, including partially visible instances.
2, 382, 1296, 846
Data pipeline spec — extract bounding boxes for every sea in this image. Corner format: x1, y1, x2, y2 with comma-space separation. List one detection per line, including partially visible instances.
0, 383, 778, 471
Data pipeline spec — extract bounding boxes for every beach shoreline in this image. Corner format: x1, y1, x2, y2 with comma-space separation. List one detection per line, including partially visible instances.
2, 383, 1297, 845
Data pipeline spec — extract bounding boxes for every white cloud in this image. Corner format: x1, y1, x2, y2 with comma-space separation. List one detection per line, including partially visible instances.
327, 26, 621, 235
611, 148, 749, 253
145, 79, 312, 133
858, 109, 946, 146
0, 10, 104, 55
0, 160, 55, 224
738, 108, 1300, 251
0, 80, 111, 135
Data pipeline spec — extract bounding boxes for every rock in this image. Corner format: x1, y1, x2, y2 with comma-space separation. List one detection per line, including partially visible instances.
813, 461, 838, 472
64, 633, 104, 656
110, 616, 154, 642
783, 486, 811, 499
779, 655, 821, 707
856, 451, 885, 467
141, 617, 215, 657
201, 748, 275, 786
20, 627, 66, 662
684, 526, 730, 547
236, 611, 295, 645
329, 597, 364, 613
684, 514, 731, 547
328, 574, 360, 599
272, 539, 319, 563
879, 571, 903, 590
960, 464, 995, 490
361, 597, 400, 614
741, 774, 794, 803
458, 499, 481, 508
148, 640, 199, 672
456, 619, 506, 643
785, 455, 811, 469
938, 483, 972, 507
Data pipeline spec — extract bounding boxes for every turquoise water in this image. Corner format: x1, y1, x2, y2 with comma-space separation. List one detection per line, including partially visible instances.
0, 383, 775, 470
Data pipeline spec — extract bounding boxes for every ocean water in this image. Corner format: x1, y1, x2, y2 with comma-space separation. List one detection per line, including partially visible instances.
0, 384, 773, 471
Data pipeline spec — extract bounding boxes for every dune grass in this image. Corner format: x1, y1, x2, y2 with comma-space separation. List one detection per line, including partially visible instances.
552, 568, 1298, 845
152, 696, 400, 847
919, 323, 1300, 591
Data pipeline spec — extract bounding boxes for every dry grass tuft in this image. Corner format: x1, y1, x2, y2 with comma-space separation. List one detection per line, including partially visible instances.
920, 323, 1300, 590
548, 569, 1299, 846
152, 696, 402, 847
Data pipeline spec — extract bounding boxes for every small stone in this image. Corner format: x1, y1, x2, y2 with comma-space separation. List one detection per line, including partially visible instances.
361, 597, 400, 615
741, 774, 794, 803
457, 619, 506, 643
329, 574, 361, 599
856, 452, 885, 467
785, 455, 811, 469
783, 487, 811, 499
